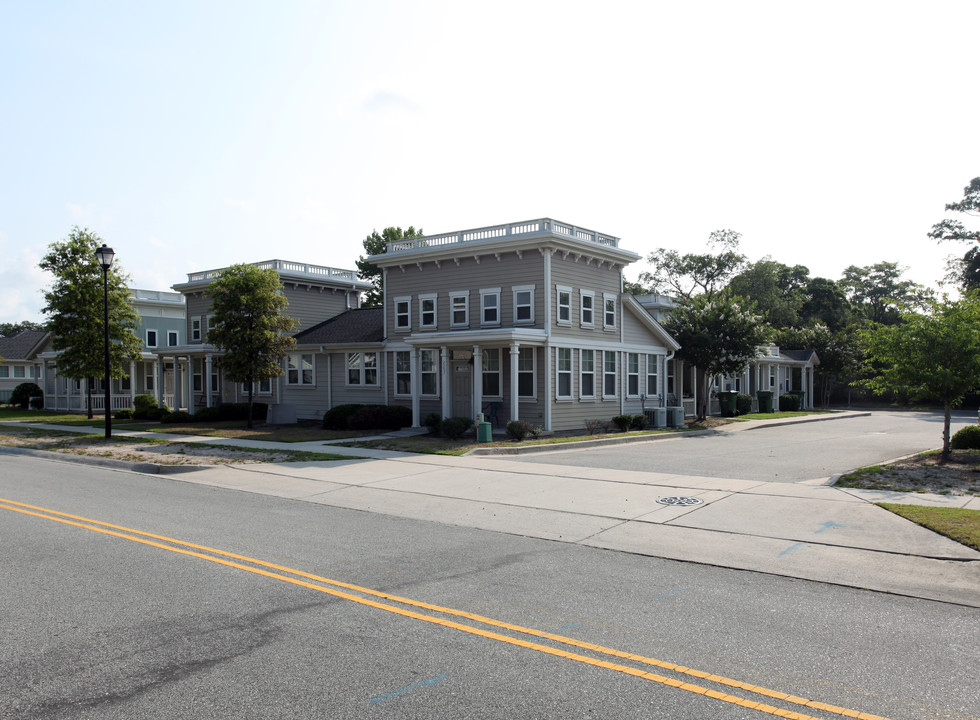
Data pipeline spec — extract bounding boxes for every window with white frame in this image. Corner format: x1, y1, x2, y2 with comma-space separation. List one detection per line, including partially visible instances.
168, 330, 179, 347
646, 355, 658, 397
482, 348, 501, 397
394, 297, 411, 330
518, 347, 535, 398
0, 366, 8, 378
769, 366, 776, 388
203, 315, 212, 342
210, 364, 219, 395
193, 360, 202, 392
419, 294, 437, 329
603, 351, 617, 397
627, 353, 640, 397
287, 353, 314, 385
13, 366, 25, 379
556, 347, 572, 399
603, 294, 617, 329
347, 351, 379, 386
242, 379, 272, 394
556, 286, 572, 325
420, 349, 438, 395
513, 285, 534, 324
191, 317, 202, 342
144, 362, 155, 392
580, 349, 595, 398
450, 292, 469, 327
580, 291, 594, 327
395, 351, 411, 395
146, 329, 158, 347
666, 360, 675, 396
480, 288, 500, 326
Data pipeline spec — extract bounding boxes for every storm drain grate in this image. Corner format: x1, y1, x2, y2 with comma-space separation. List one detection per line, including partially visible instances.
656, 496, 704, 506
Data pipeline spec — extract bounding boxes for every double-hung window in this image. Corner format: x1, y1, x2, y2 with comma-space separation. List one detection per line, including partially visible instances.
627, 353, 640, 397
144, 362, 155, 392
518, 347, 535, 398
146, 329, 158, 348
646, 355, 658, 397
193, 360, 203, 392
395, 351, 412, 395
580, 349, 595, 398
513, 285, 534, 324
347, 351, 379, 386
419, 294, 437, 329
603, 351, 617, 397
394, 297, 411, 331
556, 348, 572, 399
168, 330, 179, 347
482, 349, 501, 397
666, 360, 675, 397
287, 353, 314, 385
191, 317, 202, 342
580, 291, 594, 327
450, 292, 469, 327
603, 294, 617, 329
480, 288, 500, 326
13, 366, 25, 379
0, 367, 7, 378
420, 349, 438, 395
556, 286, 572, 325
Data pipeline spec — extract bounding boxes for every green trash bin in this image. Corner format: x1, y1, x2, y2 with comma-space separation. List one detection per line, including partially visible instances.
757, 390, 774, 413
477, 421, 493, 443
717, 391, 738, 417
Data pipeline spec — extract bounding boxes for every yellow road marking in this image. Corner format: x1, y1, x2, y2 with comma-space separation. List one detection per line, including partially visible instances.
0, 496, 891, 720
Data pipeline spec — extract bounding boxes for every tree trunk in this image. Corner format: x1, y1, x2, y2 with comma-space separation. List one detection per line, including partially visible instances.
941, 401, 952, 464
86, 377, 93, 419
246, 382, 254, 430
697, 372, 711, 421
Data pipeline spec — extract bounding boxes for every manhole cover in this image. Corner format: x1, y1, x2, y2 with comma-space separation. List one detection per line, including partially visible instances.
656, 496, 704, 506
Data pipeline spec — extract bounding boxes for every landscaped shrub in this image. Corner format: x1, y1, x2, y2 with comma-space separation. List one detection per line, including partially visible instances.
9, 382, 42, 408
323, 404, 365, 430
629, 414, 648, 430
779, 393, 801, 412
145, 406, 170, 421
951, 425, 980, 450
423, 412, 442, 435
114, 408, 134, 420
505, 419, 533, 441
584, 418, 607, 435
132, 394, 158, 420
384, 404, 412, 430
347, 405, 389, 431
194, 406, 221, 422
736, 393, 753, 415
611, 415, 633, 432
161, 410, 193, 424
440, 416, 474, 439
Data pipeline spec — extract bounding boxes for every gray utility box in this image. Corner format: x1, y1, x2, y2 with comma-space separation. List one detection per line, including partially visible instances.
643, 408, 667, 428
667, 406, 685, 428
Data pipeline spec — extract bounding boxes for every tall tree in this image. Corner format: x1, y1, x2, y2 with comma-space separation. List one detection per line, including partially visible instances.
799, 277, 853, 331
639, 229, 746, 301
356, 226, 423, 307
928, 177, 980, 291
773, 323, 860, 408
728, 259, 810, 329
663, 291, 769, 420
862, 295, 980, 462
0, 320, 45, 337
839, 262, 930, 325
206, 264, 297, 428
39, 227, 142, 419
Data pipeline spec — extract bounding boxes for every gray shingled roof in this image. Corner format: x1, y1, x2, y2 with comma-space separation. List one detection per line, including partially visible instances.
293, 308, 384, 345
0, 330, 48, 361
781, 349, 818, 363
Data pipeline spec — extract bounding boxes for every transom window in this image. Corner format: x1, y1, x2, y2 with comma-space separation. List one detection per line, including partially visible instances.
287, 353, 314, 385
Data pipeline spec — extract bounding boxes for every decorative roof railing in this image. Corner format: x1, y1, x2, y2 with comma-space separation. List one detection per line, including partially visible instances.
386, 218, 620, 254
185, 260, 360, 284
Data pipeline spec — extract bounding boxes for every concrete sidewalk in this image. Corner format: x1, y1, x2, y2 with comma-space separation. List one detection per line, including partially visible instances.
4, 415, 979, 607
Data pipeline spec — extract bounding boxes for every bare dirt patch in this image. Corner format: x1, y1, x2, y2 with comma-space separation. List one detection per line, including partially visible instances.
836, 450, 980, 496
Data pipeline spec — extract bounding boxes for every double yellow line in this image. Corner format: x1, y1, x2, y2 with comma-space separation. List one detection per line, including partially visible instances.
0, 496, 889, 720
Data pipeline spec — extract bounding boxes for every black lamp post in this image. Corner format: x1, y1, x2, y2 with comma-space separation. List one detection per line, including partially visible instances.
95, 244, 115, 439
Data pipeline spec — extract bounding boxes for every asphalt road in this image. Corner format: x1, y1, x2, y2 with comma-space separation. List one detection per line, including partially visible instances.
2, 453, 978, 720
495, 410, 977, 482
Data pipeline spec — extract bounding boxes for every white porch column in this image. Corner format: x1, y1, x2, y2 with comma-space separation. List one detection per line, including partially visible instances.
205, 354, 213, 408
410, 347, 420, 428
174, 357, 182, 410
472, 345, 482, 423
440, 346, 451, 419
156, 357, 164, 406
509, 343, 520, 423
544, 341, 552, 431
129, 360, 136, 407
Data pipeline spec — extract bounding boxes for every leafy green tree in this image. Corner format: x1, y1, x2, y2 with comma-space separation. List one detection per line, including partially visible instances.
928, 177, 980, 291
862, 294, 980, 461
206, 264, 297, 428
39, 227, 142, 419
799, 277, 853, 332
356, 226, 423, 307
0, 320, 45, 337
773, 323, 860, 408
639, 229, 746, 301
663, 291, 769, 420
839, 262, 930, 325
728, 259, 811, 328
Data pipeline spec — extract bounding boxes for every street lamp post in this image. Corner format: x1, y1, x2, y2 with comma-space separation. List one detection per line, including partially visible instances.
95, 244, 115, 439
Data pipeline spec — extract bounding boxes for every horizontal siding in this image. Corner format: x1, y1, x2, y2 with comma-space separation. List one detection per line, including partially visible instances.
281, 285, 349, 332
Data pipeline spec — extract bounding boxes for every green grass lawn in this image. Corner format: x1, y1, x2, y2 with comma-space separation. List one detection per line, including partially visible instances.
878, 503, 980, 552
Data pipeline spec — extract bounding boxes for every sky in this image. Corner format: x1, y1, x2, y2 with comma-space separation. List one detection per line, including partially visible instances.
2, 0, 979, 324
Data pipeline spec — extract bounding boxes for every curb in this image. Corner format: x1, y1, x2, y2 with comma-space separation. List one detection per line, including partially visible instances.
0, 445, 207, 474
464, 428, 711, 456
735, 411, 871, 431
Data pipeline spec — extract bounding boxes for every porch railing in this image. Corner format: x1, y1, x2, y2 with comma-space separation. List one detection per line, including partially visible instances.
386, 218, 620, 254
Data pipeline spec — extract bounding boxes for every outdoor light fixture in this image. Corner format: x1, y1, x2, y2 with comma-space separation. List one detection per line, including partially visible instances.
96, 244, 115, 439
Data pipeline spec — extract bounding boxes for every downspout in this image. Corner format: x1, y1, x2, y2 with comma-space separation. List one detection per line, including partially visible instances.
663, 351, 674, 408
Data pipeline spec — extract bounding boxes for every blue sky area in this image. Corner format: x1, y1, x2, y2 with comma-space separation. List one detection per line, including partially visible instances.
2, 1, 978, 322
